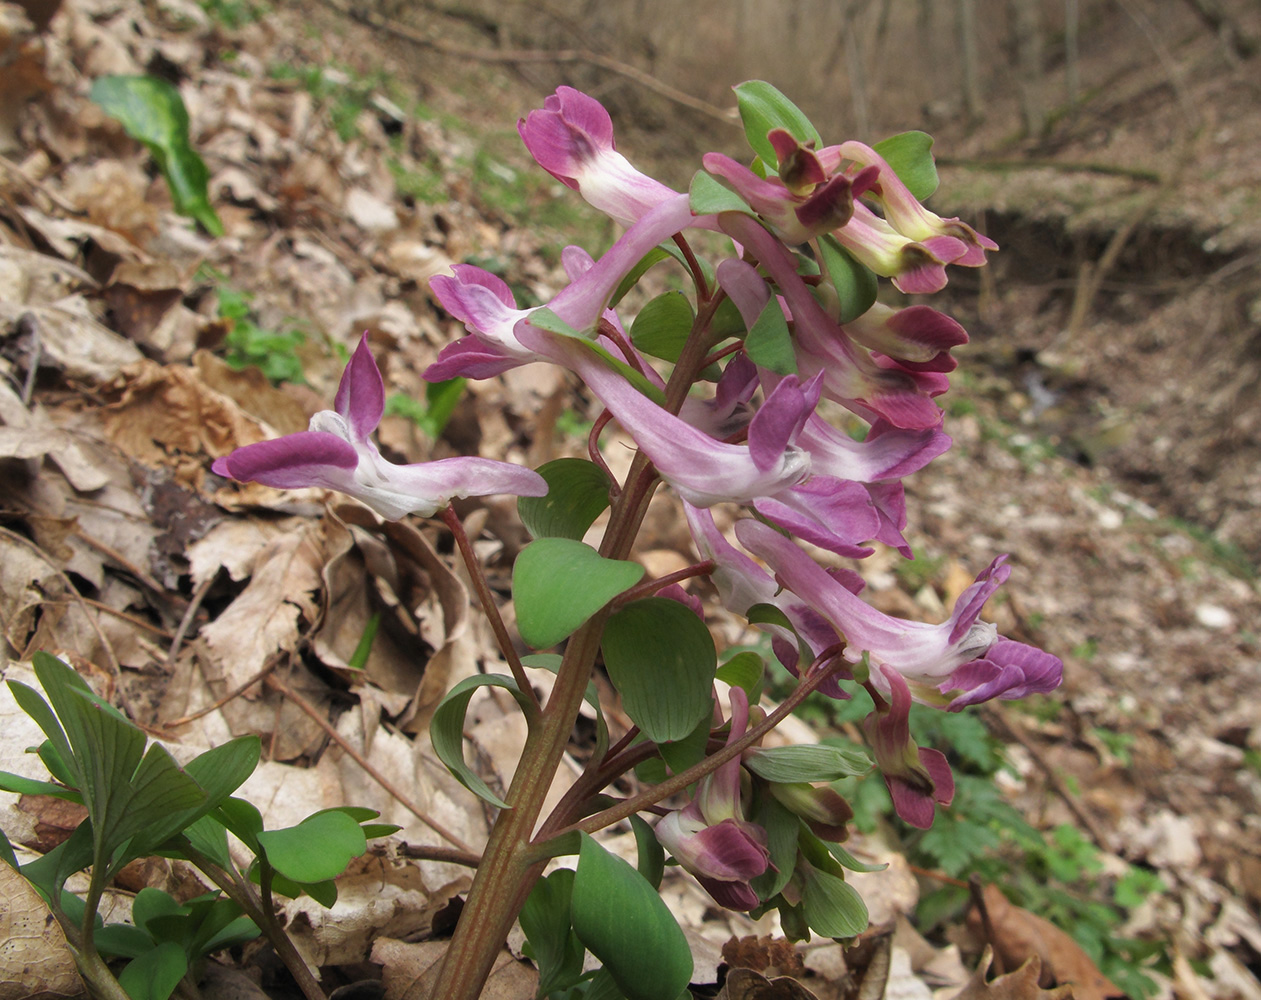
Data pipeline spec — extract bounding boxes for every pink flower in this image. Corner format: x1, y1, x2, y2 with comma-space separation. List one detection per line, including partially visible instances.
213, 334, 546, 519
518, 86, 679, 226
654, 689, 770, 909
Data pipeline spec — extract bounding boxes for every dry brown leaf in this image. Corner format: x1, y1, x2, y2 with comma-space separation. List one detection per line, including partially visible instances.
952, 947, 1074, 1000
193, 351, 309, 436
0, 300, 143, 381
0, 862, 86, 1000
199, 518, 326, 692
371, 938, 538, 1000
968, 885, 1122, 1000
719, 967, 820, 999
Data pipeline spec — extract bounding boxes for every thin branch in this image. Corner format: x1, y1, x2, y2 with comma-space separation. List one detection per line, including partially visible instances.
161, 654, 282, 728
398, 842, 483, 868
167, 570, 217, 667
264, 672, 477, 855
613, 559, 714, 607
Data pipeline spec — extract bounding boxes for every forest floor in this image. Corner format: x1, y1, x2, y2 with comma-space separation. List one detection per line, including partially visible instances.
0, 1, 1258, 999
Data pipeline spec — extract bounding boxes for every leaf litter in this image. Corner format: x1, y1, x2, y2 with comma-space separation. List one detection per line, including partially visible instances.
0, 0, 1259, 997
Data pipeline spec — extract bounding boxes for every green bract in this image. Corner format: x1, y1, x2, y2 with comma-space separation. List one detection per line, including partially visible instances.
734, 81, 823, 167
871, 130, 940, 201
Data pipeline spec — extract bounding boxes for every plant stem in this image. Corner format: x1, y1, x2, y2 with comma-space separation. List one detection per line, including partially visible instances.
72, 945, 135, 1000
442, 505, 540, 717
613, 559, 715, 607
430, 274, 724, 1000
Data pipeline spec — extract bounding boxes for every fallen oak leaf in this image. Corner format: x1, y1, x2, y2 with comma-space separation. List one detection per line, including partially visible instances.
953, 947, 1074, 1000
719, 967, 819, 1000
967, 884, 1123, 1000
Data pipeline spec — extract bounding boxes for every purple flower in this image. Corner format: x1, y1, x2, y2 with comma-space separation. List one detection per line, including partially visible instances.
863, 664, 955, 828
213, 334, 547, 519
831, 202, 969, 295
828, 141, 998, 267
701, 127, 873, 245
426, 194, 698, 382
518, 86, 680, 226
735, 519, 1062, 708
654, 688, 770, 910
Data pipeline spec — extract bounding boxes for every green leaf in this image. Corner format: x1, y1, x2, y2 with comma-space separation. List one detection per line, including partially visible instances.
179, 815, 232, 870
871, 130, 939, 201
214, 797, 263, 854
256, 810, 366, 884
89, 76, 223, 235
630, 291, 695, 364
117, 941, 188, 1000
817, 235, 878, 324
689, 169, 755, 216
431, 675, 536, 808
421, 377, 467, 439
750, 792, 799, 901
611, 247, 673, 308
520, 869, 586, 997
629, 814, 664, 891
656, 712, 712, 778
513, 539, 644, 650
199, 913, 260, 954
715, 651, 765, 699
734, 81, 822, 166
826, 841, 888, 874
801, 864, 868, 939
0, 829, 18, 870
745, 297, 797, 376
571, 833, 692, 1000
109, 743, 207, 862
346, 612, 380, 670
743, 745, 871, 783
133, 887, 184, 936
747, 603, 813, 671
601, 598, 716, 742
518, 459, 612, 541
0, 771, 82, 803
94, 922, 155, 959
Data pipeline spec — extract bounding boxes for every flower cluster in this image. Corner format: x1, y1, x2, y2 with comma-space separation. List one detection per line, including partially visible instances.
211, 82, 1062, 937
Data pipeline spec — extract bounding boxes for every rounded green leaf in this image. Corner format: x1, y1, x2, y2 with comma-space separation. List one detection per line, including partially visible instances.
871, 130, 939, 201
745, 297, 797, 376
817, 235, 878, 324
431, 674, 535, 808
716, 650, 766, 698
572, 833, 692, 1000
601, 598, 716, 743
743, 745, 872, 783
256, 810, 366, 884
518, 459, 612, 541
734, 81, 823, 166
630, 290, 695, 364
513, 539, 644, 650
118, 941, 188, 1000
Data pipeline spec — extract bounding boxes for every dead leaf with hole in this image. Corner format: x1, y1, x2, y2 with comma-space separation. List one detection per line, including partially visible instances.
0, 862, 86, 1000
951, 947, 1074, 1000
968, 885, 1121, 1000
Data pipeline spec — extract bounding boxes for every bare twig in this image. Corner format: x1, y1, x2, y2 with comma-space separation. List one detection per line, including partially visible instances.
969, 875, 1004, 975
264, 672, 477, 855
161, 654, 283, 728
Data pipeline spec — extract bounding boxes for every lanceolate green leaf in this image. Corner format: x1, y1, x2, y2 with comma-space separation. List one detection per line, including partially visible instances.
601, 598, 717, 743
571, 834, 692, 1000
745, 296, 797, 376
513, 538, 644, 650
431, 674, 536, 808
90, 75, 223, 235
518, 459, 612, 541
871, 130, 939, 201
801, 863, 868, 939
0, 771, 82, 803
817, 235, 878, 324
256, 810, 366, 884
716, 650, 766, 699
743, 744, 872, 783
749, 792, 799, 901
629, 814, 664, 891
107, 743, 207, 863
611, 246, 673, 308
734, 81, 822, 166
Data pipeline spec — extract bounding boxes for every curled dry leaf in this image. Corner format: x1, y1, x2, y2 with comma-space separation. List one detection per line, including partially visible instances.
953, 947, 1074, 1000
968, 885, 1123, 1000
0, 862, 86, 1000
